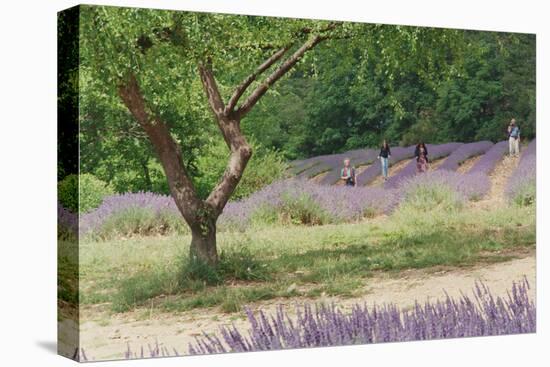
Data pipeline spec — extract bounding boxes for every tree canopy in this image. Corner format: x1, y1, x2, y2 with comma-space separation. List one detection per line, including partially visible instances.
74, 6, 535, 194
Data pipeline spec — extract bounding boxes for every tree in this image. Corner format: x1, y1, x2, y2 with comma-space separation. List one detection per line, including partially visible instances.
80, 5, 340, 265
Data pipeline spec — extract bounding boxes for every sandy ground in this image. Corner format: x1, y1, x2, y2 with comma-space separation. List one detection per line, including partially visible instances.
77, 151, 533, 360
79, 254, 535, 360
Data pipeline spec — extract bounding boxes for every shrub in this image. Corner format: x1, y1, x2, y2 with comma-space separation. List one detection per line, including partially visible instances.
94, 207, 188, 239
58, 175, 79, 213
80, 192, 186, 238
400, 181, 464, 212
398, 170, 490, 209
278, 193, 330, 225
58, 173, 113, 213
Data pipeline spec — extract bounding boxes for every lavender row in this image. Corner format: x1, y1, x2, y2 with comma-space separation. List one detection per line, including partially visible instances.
398, 170, 491, 202
296, 149, 377, 180
469, 140, 508, 175
219, 179, 399, 230
519, 138, 536, 161
79, 192, 180, 235
317, 149, 378, 185
437, 141, 494, 172
384, 142, 463, 188
189, 279, 534, 355
505, 139, 536, 204
355, 145, 416, 186
73, 168, 491, 238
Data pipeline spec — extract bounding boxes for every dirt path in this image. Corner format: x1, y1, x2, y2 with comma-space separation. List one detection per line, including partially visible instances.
80, 254, 535, 360
369, 158, 411, 187
469, 154, 519, 210
457, 155, 482, 174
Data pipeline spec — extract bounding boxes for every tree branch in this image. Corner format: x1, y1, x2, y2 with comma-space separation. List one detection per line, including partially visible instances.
198, 64, 226, 118
224, 46, 290, 115
237, 34, 328, 117
118, 74, 204, 223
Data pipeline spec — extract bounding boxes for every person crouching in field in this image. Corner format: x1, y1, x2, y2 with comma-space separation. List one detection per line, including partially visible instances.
508, 118, 521, 157
340, 158, 357, 187
415, 142, 429, 173
378, 140, 391, 181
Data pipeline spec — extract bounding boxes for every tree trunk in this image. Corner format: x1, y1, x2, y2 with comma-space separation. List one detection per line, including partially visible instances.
189, 216, 218, 265
141, 159, 153, 191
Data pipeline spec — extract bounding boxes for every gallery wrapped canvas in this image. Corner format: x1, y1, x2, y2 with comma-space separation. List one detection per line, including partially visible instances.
58, 4, 536, 362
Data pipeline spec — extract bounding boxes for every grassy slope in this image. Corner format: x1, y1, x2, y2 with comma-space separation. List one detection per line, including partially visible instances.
77, 204, 535, 314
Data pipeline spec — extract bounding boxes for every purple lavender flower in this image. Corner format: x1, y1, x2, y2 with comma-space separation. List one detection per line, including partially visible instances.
506, 139, 536, 205
437, 141, 493, 172
397, 170, 491, 202
79, 192, 180, 235
385, 143, 463, 188
58, 202, 78, 238
189, 279, 535, 354
469, 140, 508, 175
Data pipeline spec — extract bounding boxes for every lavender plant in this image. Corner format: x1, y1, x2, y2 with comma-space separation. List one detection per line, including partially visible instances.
384, 143, 463, 188
437, 141, 493, 172
398, 170, 491, 205
469, 140, 508, 175
220, 179, 398, 229
189, 279, 534, 355
58, 202, 78, 239
79, 192, 184, 237
506, 139, 536, 206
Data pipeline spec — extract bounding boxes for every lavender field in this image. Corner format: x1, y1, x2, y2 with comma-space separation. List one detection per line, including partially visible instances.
60, 140, 536, 239
62, 139, 536, 361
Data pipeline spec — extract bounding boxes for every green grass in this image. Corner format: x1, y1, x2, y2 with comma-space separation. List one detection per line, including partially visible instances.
76, 204, 535, 314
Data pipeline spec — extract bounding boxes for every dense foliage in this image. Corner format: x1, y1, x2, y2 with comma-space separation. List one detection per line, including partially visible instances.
249, 31, 535, 159
58, 173, 114, 213
69, 6, 535, 196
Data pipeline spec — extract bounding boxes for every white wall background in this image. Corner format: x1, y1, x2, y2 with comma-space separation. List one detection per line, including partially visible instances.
0, 0, 547, 366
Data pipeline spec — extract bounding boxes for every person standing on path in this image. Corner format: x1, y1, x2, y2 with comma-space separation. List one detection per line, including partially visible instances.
378, 140, 391, 180
415, 143, 429, 173
340, 158, 357, 187
508, 119, 521, 157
